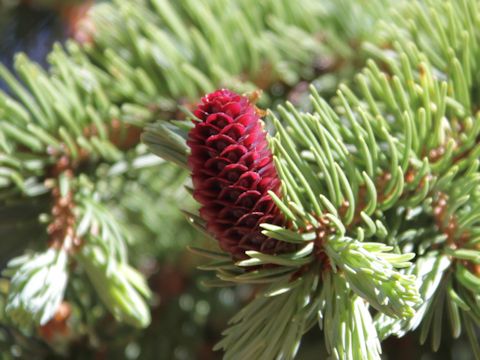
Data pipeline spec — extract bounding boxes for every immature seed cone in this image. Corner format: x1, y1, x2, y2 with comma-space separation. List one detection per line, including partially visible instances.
187, 89, 291, 259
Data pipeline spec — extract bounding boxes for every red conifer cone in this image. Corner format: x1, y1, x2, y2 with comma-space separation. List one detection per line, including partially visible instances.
187, 89, 292, 259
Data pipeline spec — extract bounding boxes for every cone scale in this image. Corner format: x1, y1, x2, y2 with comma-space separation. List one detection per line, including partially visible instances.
187, 89, 290, 259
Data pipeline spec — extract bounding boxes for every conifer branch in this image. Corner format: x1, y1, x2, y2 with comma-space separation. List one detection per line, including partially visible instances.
322, 274, 382, 360
3, 0, 480, 357
2, 248, 68, 327
2, 0, 360, 332
143, 1, 480, 358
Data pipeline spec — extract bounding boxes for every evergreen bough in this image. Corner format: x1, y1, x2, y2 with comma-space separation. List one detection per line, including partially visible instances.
0, 0, 341, 333
144, 0, 480, 358
2, 0, 479, 359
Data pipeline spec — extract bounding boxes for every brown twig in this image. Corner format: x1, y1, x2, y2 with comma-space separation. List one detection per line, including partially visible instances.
46, 156, 80, 252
